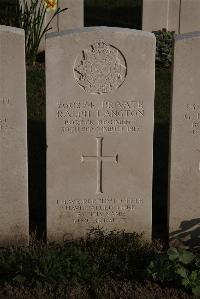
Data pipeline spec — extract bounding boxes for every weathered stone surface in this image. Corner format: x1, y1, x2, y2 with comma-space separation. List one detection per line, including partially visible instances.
169, 32, 200, 248
45, 0, 84, 50
142, 0, 180, 33
58, 0, 83, 32
168, 0, 180, 32
142, 0, 168, 32
46, 27, 155, 241
180, 0, 200, 33
0, 26, 28, 246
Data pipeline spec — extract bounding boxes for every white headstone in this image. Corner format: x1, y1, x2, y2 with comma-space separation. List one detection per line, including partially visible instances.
46, 27, 155, 242
169, 32, 200, 248
180, 0, 200, 34
0, 26, 28, 246
45, 0, 84, 51
46, 0, 84, 33
142, 0, 180, 33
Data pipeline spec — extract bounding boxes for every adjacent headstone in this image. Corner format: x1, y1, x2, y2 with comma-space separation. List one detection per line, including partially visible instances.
46, 27, 155, 241
142, 0, 180, 33
169, 32, 200, 248
46, 0, 84, 33
180, 0, 200, 34
0, 26, 28, 246
168, 0, 180, 32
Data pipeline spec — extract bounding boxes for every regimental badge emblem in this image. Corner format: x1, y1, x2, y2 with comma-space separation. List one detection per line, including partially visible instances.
74, 40, 127, 95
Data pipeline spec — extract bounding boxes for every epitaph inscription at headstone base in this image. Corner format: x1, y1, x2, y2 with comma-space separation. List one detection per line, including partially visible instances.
0, 26, 28, 246
46, 27, 155, 241
169, 32, 200, 248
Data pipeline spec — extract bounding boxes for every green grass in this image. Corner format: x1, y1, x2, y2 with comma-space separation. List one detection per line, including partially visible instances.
27, 65, 45, 122
155, 70, 171, 125
0, 230, 156, 285
153, 70, 171, 240
0, 230, 197, 298
0, 230, 157, 297
0, 282, 196, 298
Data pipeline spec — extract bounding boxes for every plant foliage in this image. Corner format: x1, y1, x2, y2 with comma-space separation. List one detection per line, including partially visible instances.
153, 29, 175, 69
0, 229, 157, 294
1, 230, 199, 297
17, 0, 67, 65
147, 247, 200, 296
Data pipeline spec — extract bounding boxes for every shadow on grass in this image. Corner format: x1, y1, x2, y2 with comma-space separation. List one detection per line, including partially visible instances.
152, 70, 171, 244
170, 218, 200, 249
28, 120, 46, 240
152, 123, 170, 244
85, 3, 142, 29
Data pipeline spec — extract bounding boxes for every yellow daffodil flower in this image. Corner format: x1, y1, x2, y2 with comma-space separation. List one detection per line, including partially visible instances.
44, 0, 57, 11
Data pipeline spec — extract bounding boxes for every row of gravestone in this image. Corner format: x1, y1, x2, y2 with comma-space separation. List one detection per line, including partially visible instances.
142, 0, 200, 34
0, 25, 199, 248
142, 0, 200, 33
19, 0, 200, 52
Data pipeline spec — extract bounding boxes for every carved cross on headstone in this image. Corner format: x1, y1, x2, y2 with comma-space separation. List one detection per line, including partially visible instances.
81, 137, 118, 194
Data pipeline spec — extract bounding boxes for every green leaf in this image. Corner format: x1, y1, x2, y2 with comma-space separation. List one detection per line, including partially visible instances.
168, 247, 179, 261
148, 261, 155, 269
182, 278, 190, 287
179, 250, 195, 264
13, 274, 26, 284
175, 265, 188, 278
195, 258, 200, 268
192, 286, 200, 296
152, 273, 158, 280
190, 270, 198, 281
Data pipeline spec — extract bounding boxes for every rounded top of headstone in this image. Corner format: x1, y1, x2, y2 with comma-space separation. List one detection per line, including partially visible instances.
46, 26, 155, 40
0, 25, 24, 35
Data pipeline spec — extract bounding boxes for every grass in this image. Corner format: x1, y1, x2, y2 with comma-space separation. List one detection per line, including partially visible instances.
155, 70, 171, 125
0, 230, 157, 286
153, 70, 171, 240
0, 282, 196, 299
0, 230, 197, 298
27, 65, 45, 122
